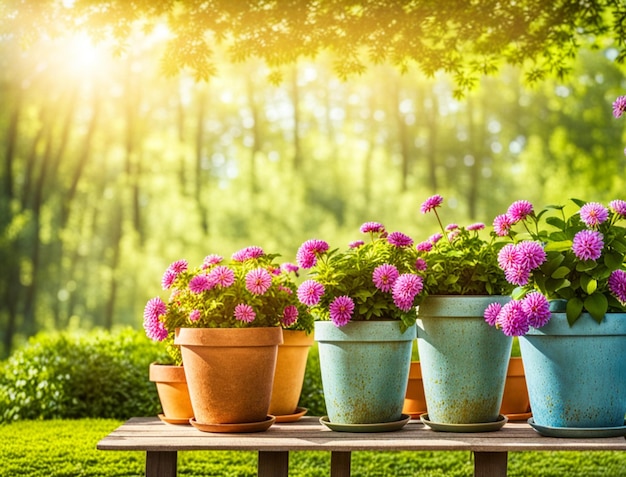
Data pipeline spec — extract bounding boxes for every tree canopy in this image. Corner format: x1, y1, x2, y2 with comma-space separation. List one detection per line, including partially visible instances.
3, 0, 626, 94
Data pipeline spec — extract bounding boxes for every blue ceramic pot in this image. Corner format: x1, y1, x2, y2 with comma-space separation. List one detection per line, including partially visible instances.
315, 320, 416, 424
416, 296, 513, 424
520, 312, 626, 428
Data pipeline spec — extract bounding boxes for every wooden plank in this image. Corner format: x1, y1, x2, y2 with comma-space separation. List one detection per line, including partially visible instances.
257, 451, 289, 477
474, 451, 508, 477
145, 451, 177, 477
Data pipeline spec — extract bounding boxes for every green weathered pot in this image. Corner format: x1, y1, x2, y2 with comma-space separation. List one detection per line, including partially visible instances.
416, 296, 512, 424
315, 320, 416, 425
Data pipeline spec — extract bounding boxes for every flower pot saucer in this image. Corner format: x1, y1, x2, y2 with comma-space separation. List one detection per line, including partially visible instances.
504, 411, 532, 422
158, 414, 192, 425
189, 415, 276, 433
406, 411, 427, 420
528, 418, 626, 438
319, 414, 411, 433
420, 414, 508, 432
274, 407, 308, 423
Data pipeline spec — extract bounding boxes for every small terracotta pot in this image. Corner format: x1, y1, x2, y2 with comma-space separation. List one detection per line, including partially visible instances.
402, 361, 426, 418
269, 330, 314, 416
500, 357, 531, 416
175, 327, 283, 425
149, 363, 194, 421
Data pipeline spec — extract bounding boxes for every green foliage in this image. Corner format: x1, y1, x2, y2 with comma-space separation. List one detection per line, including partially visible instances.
417, 196, 513, 297
297, 225, 421, 329
0, 328, 168, 423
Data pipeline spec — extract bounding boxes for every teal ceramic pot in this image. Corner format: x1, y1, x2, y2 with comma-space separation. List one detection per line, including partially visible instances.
519, 312, 626, 429
416, 296, 513, 424
315, 320, 416, 424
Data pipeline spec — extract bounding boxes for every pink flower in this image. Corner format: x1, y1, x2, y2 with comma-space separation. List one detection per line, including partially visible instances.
445, 223, 458, 231
493, 214, 514, 237
189, 309, 201, 322
609, 270, 626, 305
429, 233, 443, 244
189, 274, 212, 294
613, 95, 626, 118
416, 241, 433, 252
387, 231, 414, 247
360, 222, 385, 234
234, 304, 256, 323
484, 302, 503, 327
296, 239, 329, 269
372, 264, 399, 292
506, 200, 534, 223
522, 292, 551, 328
245, 268, 273, 295
207, 265, 235, 288
609, 200, 626, 218
280, 262, 299, 274
392, 274, 423, 311
579, 202, 609, 228
414, 258, 427, 271
297, 280, 325, 306
504, 264, 530, 286
516, 241, 547, 270
349, 240, 365, 248
420, 194, 444, 213
497, 244, 520, 271
232, 246, 265, 262
161, 270, 177, 290
202, 254, 223, 269
572, 230, 604, 261
497, 301, 529, 337
281, 305, 299, 327
143, 297, 168, 341
329, 296, 355, 327
467, 222, 485, 231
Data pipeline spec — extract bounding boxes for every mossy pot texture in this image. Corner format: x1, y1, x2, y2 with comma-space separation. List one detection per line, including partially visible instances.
520, 312, 626, 429
416, 295, 513, 425
315, 320, 416, 425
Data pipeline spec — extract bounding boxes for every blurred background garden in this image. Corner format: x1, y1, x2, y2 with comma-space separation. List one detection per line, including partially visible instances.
2, 1, 626, 475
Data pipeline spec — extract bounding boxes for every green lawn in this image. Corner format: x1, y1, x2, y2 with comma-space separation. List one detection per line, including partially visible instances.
1, 419, 625, 477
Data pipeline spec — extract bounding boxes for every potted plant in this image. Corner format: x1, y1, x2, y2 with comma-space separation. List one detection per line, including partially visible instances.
414, 195, 515, 430
295, 223, 422, 430
485, 198, 626, 436
143, 246, 310, 432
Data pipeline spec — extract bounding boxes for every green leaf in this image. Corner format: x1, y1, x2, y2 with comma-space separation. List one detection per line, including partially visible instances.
540, 254, 564, 276
570, 198, 587, 208
551, 266, 570, 279
544, 241, 572, 252
545, 216, 566, 230
511, 287, 527, 300
604, 251, 624, 271
575, 260, 597, 272
566, 297, 584, 326
580, 275, 597, 294
584, 293, 608, 324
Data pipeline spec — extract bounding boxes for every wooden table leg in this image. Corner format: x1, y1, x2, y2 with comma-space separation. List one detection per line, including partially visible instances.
331, 451, 352, 477
258, 451, 289, 477
474, 451, 508, 477
145, 451, 177, 477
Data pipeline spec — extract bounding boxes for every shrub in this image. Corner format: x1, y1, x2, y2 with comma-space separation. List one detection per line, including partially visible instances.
0, 327, 169, 422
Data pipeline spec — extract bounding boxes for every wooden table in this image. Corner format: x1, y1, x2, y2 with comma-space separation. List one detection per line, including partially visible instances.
97, 416, 626, 477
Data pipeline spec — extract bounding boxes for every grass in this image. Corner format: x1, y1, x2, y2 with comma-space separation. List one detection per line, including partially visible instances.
2, 419, 626, 476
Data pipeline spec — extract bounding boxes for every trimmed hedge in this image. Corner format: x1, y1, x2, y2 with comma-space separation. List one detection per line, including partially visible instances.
0, 328, 169, 422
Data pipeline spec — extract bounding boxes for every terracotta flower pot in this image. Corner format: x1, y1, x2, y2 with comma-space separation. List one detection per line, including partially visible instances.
149, 363, 194, 423
175, 327, 283, 426
402, 361, 426, 418
269, 330, 314, 417
500, 357, 531, 418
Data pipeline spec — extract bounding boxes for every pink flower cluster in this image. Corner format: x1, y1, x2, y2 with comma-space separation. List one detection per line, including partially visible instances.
232, 246, 265, 262
161, 259, 188, 290
143, 297, 168, 341
493, 200, 534, 236
296, 239, 330, 269
484, 292, 551, 336
497, 241, 547, 286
